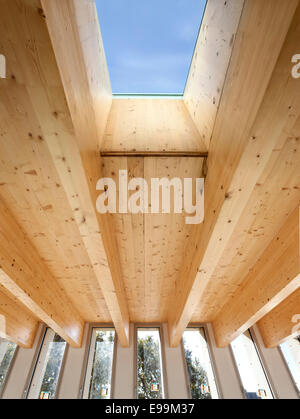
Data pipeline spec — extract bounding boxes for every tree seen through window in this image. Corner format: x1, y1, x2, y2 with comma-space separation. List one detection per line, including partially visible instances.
137, 329, 164, 399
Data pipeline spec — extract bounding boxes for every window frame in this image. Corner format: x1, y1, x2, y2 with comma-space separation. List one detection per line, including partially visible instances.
79, 323, 117, 400
0, 339, 19, 399
278, 336, 300, 397
230, 328, 276, 399
181, 324, 221, 399
24, 326, 68, 399
134, 323, 169, 400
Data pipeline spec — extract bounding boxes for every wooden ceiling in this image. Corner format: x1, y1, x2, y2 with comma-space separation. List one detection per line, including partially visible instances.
101, 99, 207, 155
0, 0, 299, 350
101, 156, 205, 322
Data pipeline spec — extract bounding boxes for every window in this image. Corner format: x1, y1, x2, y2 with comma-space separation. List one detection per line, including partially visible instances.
182, 328, 219, 399
27, 328, 66, 399
280, 335, 300, 393
231, 330, 273, 399
95, 0, 207, 94
136, 327, 165, 399
0, 338, 17, 395
83, 328, 116, 399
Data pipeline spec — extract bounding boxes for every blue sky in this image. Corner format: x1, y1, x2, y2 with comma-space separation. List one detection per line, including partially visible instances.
95, 0, 207, 94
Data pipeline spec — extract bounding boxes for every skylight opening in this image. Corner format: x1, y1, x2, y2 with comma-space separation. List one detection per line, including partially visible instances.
95, 0, 207, 95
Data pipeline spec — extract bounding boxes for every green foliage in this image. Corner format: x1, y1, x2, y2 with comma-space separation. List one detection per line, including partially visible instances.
137, 335, 163, 399
184, 348, 211, 399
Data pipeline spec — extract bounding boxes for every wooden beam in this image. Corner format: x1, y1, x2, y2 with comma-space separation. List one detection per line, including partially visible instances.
41, 0, 130, 345
0, 198, 84, 347
0, 288, 38, 348
257, 288, 300, 348
0, 0, 111, 325
213, 207, 300, 347
168, 0, 300, 347
100, 151, 208, 158
184, 0, 245, 149
191, 129, 300, 324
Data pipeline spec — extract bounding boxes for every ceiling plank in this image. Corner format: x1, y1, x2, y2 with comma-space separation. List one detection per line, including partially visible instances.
41, 0, 130, 345
0, 198, 84, 347
184, 0, 245, 149
213, 207, 300, 347
101, 99, 207, 154
0, 288, 38, 348
143, 157, 205, 322
257, 288, 300, 348
168, 0, 300, 347
101, 157, 204, 323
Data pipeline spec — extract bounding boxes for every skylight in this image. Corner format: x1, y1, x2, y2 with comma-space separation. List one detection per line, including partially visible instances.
95, 0, 207, 95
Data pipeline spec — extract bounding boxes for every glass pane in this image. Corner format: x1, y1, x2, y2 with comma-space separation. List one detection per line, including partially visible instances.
280, 335, 300, 392
38, 335, 66, 399
183, 328, 219, 399
95, 0, 207, 94
88, 329, 115, 399
231, 330, 273, 399
0, 338, 17, 393
27, 329, 66, 399
83, 329, 115, 399
137, 328, 164, 399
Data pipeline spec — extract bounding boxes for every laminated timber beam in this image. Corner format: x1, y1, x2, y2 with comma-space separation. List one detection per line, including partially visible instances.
213, 207, 300, 347
257, 288, 300, 348
168, 0, 300, 347
0, 289, 39, 348
0, 199, 83, 347
41, 0, 130, 345
184, 0, 245, 149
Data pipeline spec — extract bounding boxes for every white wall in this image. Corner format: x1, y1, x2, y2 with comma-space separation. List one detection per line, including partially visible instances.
206, 323, 244, 399
2, 323, 44, 399
114, 323, 135, 399
162, 323, 189, 399
1, 322, 299, 399
252, 324, 299, 399
57, 323, 90, 399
